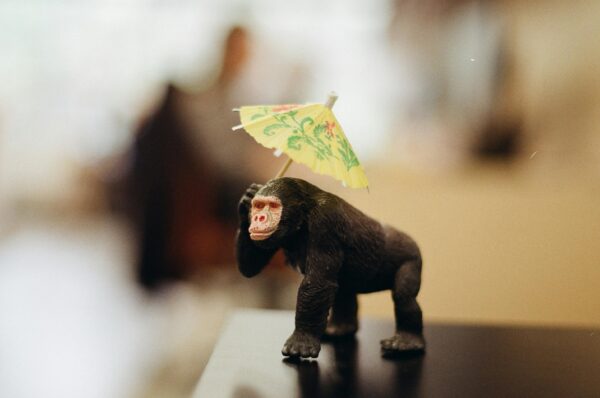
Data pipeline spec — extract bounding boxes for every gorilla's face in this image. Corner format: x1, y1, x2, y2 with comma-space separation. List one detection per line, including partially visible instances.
249, 178, 309, 248
249, 195, 282, 241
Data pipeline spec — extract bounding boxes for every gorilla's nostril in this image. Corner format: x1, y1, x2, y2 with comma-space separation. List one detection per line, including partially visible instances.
259, 215, 266, 222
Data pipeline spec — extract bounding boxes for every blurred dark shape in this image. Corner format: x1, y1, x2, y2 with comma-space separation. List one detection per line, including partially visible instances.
120, 26, 291, 290
125, 26, 255, 290
388, 0, 526, 166
473, 117, 521, 160
220, 26, 249, 86
473, 40, 523, 161
129, 84, 243, 290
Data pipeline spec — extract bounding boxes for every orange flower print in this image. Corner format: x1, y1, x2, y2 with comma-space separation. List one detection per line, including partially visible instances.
271, 104, 300, 113
325, 120, 336, 138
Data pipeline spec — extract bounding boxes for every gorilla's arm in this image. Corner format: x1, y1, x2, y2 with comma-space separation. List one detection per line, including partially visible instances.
294, 262, 339, 334
236, 183, 277, 278
236, 228, 277, 277
282, 232, 342, 357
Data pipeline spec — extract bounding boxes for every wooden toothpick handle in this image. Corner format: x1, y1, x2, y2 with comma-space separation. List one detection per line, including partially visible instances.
324, 92, 338, 109
275, 157, 293, 178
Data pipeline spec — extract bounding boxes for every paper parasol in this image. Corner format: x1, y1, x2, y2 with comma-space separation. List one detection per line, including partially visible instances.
232, 93, 368, 188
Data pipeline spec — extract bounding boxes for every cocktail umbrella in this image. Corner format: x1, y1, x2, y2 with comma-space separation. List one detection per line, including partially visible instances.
232, 93, 368, 188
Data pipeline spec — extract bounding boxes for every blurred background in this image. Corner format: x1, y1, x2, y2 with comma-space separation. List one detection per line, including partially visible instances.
1, 0, 600, 396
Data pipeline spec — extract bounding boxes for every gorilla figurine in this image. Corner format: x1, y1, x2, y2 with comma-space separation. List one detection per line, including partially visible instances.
236, 177, 425, 358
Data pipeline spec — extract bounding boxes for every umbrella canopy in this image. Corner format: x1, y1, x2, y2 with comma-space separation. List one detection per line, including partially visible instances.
232, 93, 369, 188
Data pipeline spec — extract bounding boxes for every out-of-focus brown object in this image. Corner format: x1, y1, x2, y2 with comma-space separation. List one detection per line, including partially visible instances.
472, 42, 523, 161
129, 85, 242, 289
124, 26, 293, 289
126, 27, 253, 289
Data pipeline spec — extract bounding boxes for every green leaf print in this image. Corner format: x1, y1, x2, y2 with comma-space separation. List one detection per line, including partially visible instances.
287, 135, 302, 150
313, 123, 325, 138
337, 136, 360, 170
250, 106, 272, 120
299, 117, 314, 132
263, 123, 287, 136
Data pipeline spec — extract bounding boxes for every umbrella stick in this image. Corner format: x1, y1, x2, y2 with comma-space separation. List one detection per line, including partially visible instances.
275, 157, 293, 178
324, 91, 338, 109
273, 92, 338, 179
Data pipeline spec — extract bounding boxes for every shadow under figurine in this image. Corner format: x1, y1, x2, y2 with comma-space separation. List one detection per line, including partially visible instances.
236, 177, 425, 358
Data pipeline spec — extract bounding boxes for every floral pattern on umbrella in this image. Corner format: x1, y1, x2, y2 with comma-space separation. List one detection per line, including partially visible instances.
237, 101, 368, 188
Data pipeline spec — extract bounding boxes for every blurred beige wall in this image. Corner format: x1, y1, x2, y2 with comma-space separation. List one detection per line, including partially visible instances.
298, 164, 600, 328
341, 0, 600, 328
503, 0, 600, 175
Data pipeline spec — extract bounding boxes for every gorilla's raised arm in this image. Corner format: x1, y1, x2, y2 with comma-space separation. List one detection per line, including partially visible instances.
236, 184, 277, 277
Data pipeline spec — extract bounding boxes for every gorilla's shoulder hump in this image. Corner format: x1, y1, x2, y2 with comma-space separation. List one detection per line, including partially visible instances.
267, 177, 322, 195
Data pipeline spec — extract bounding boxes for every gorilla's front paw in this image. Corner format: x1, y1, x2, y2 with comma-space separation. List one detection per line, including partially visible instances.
282, 331, 321, 358
381, 331, 425, 356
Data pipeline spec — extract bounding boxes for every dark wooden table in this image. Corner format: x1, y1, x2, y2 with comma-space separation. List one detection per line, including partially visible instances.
194, 309, 600, 398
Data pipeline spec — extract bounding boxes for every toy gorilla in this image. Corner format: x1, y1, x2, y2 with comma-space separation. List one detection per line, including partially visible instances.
236, 177, 425, 358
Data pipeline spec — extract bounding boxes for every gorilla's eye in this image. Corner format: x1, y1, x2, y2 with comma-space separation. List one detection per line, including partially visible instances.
254, 202, 265, 210
269, 202, 280, 209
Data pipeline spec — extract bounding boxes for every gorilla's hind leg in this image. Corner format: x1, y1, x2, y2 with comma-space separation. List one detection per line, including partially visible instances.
381, 260, 425, 355
324, 289, 358, 338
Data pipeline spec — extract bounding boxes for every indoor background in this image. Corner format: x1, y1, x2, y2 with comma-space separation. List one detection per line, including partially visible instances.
1, 0, 599, 397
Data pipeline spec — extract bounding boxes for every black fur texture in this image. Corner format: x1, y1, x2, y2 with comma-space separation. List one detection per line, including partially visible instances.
236, 177, 425, 358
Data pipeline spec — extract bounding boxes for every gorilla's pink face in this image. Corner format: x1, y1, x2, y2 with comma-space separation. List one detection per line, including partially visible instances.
249, 195, 283, 241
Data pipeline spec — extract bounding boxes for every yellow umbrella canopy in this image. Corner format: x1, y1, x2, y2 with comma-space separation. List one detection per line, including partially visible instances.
232, 93, 369, 189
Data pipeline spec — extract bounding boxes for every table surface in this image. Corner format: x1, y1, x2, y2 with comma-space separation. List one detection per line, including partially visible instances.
195, 309, 600, 398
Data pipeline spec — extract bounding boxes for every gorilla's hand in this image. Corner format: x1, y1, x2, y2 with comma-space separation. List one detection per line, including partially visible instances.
282, 330, 321, 358
238, 183, 263, 222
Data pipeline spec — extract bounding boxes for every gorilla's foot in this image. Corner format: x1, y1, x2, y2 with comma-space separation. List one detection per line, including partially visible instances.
380, 331, 425, 356
324, 320, 358, 338
282, 331, 321, 358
